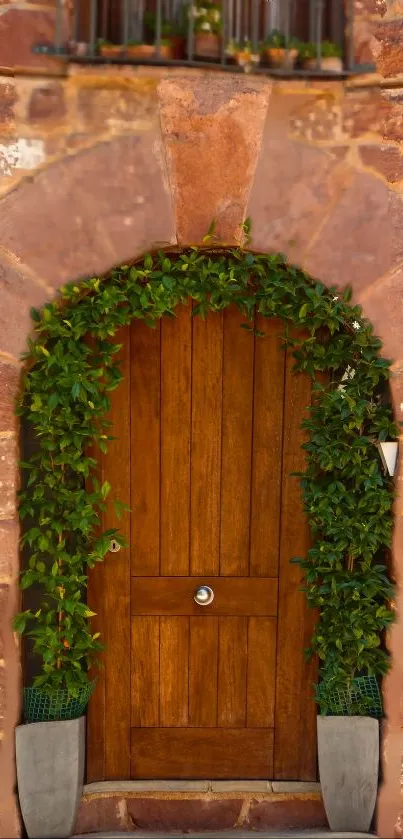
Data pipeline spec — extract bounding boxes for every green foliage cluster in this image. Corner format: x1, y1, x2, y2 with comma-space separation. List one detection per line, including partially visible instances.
14, 239, 396, 710
298, 39, 342, 60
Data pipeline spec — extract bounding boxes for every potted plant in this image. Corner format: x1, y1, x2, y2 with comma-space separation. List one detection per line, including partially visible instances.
68, 41, 88, 57
157, 39, 175, 59
262, 29, 299, 69
125, 39, 156, 59
295, 528, 394, 831
316, 676, 383, 831
299, 40, 343, 73
226, 38, 260, 70
191, 0, 222, 59
14, 452, 123, 838
97, 39, 123, 59
144, 12, 186, 59
126, 39, 174, 60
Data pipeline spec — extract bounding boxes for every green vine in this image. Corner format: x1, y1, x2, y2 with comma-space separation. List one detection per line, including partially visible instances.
14, 243, 396, 709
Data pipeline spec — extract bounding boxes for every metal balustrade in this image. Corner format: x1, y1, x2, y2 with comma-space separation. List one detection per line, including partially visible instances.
34, 0, 371, 76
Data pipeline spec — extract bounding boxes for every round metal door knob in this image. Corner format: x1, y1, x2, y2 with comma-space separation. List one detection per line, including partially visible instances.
194, 585, 214, 606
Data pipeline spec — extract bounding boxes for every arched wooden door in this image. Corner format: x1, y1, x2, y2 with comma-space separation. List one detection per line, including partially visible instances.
87, 304, 317, 782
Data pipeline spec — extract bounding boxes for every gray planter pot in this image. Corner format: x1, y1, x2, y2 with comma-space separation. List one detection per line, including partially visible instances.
317, 715, 379, 832
16, 716, 85, 838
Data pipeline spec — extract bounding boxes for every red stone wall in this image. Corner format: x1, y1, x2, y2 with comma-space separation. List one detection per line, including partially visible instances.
1, 48, 403, 839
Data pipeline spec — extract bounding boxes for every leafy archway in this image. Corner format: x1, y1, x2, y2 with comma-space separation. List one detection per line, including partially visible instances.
14, 243, 396, 709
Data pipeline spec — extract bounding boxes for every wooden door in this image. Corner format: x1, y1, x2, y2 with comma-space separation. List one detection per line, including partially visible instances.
87, 304, 318, 781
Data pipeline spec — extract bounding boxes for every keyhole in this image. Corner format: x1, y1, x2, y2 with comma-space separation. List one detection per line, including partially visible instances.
109, 539, 121, 553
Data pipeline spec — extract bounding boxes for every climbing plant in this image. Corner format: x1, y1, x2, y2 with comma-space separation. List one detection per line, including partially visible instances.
14, 235, 396, 708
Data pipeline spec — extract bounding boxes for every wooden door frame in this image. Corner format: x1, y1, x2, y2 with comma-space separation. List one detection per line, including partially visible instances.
87, 329, 132, 781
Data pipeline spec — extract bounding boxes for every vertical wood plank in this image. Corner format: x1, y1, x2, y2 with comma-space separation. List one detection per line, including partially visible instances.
190, 311, 223, 576
103, 326, 131, 778
246, 617, 277, 727
160, 616, 189, 727
161, 306, 192, 576
295, 369, 324, 775
86, 444, 105, 781
220, 306, 254, 577
130, 319, 160, 576
250, 317, 285, 577
189, 617, 218, 726
218, 617, 248, 727
298, 600, 318, 779
86, 330, 106, 782
131, 617, 160, 727
274, 339, 317, 780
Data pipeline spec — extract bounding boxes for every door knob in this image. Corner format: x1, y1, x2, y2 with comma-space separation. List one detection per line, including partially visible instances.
194, 585, 214, 606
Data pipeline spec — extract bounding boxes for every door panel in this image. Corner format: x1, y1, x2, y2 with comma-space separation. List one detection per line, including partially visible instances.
160, 616, 189, 727
190, 310, 223, 576
189, 617, 219, 727
274, 337, 317, 780
217, 617, 248, 727
250, 315, 285, 577
220, 307, 255, 576
131, 319, 160, 577
246, 617, 277, 728
87, 306, 318, 782
160, 305, 191, 576
131, 617, 160, 727
130, 577, 278, 616
130, 728, 274, 780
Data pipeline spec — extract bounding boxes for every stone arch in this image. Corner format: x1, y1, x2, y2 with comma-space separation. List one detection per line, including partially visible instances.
1, 71, 403, 838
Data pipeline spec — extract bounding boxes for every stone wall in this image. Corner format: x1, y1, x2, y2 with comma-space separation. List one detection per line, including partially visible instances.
1, 13, 403, 836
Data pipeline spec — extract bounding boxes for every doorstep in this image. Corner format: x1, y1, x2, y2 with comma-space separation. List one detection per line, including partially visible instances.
74, 781, 329, 835
73, 831, 375, 838
83, 781, 322, 794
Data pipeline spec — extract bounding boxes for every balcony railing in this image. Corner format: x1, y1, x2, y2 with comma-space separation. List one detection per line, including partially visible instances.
35, 0, 371, 76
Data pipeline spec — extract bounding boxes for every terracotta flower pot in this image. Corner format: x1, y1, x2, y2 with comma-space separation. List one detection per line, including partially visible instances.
167, 35, 185, 60
157, 43, 174, 59
73, 42, 88, 57
235, 51, 260, 70
302, 56, 343, 73
194, 33, 221, 59
125, 44, 155, 59
265, 47, 298, 69
99, 45, 123, 58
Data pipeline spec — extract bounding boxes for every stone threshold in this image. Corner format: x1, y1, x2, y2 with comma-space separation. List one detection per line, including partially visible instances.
74, 831, 374, 838
76, 781, 328, 834
84, 781, 322, 795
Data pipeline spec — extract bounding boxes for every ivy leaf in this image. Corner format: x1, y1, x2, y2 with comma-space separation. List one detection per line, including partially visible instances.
48, 393, 59, 410
71, 382, 80, 400
101, 481, 111, 500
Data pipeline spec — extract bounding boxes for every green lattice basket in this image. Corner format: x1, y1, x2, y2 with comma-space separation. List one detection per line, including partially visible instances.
317, 675, 383, 718
23, 680, 96, 723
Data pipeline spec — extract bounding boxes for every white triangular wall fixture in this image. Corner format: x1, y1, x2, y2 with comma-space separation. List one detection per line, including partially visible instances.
377, 442, 398, 477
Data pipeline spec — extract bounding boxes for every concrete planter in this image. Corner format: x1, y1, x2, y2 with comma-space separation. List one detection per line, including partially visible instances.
302, 56, 343, 73
16, 716, 85, 838
317, 715, 379, 832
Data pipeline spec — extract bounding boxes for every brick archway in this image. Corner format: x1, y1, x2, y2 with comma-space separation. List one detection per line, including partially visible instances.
1, 71, 403, 838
